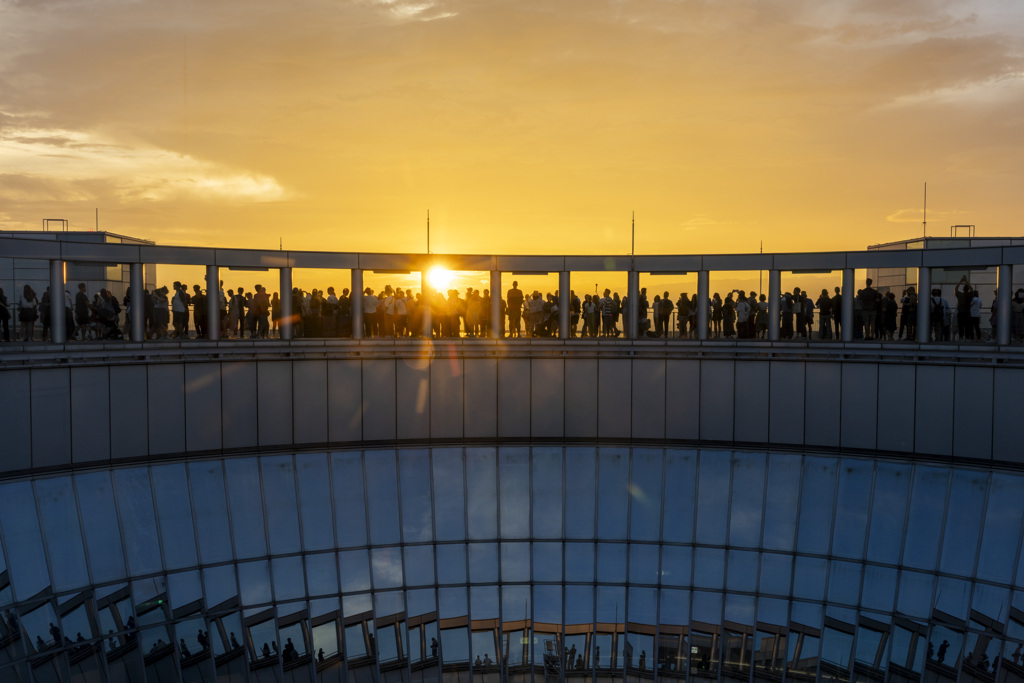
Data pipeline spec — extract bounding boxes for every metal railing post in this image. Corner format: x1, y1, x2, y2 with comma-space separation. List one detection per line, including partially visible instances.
627, 270, 640, 339
491, 270, 503, 339
280, 267, 293, 340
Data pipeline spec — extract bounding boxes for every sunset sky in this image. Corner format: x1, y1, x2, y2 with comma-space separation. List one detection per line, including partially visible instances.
2, 0, 1024, 259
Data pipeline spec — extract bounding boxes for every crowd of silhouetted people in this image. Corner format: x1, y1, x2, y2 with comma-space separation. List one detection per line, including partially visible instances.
3, 275, 1023, 343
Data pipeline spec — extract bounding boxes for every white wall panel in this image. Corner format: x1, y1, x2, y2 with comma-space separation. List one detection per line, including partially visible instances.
147, 363, 185, 456
803, 362, 841, 448
293, 360, 328, 445
257, 362, 293, 447
632, 359, 666, 440
914, 365, 954, 457
598, 359, 631, 440
71, 366, 110, 464
699, 360, 734, 442
876, 364, 915, 453
0, 370, 32, 471
221, 361, 258, 450
952, 366, 993, 460
531, 358, 564, 438
397, 359, 430, 440
327, 360, 362, 443
109, 365, 147, 461
665, 360, 700, 441
362, 360, 397, 441
840, 363, 878, 451
497, 359, 530, 439
768, 362, 804, 445
992, 368, 1024, 464
564, 358, 598, 439
733, 361, 769, 444
184, 363, 221, 452
429, 356, 462, 439
463, 358, 497, 439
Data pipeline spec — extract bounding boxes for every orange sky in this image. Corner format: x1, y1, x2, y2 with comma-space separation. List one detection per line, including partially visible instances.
2, 0, 1024, 262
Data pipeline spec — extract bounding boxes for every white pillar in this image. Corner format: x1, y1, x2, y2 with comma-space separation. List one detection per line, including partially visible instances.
351, 269, 364, 339
997, 264, 1012, 346
279, 267, 293, 340
916, 267, 931, 343
206, 265, 220, 341
627, 270, 640, 339
49, 260, 66, 343
491, 270, 502, 339
696, 270, 709, 341
421, 271, 433, 338
842, 268, 855, 342
768, 270, 781, 341
558, 271, 570, 340
130, 262, 145, 342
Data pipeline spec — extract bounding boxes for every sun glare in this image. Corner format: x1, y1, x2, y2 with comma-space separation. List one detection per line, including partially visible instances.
428, 267, 454, 292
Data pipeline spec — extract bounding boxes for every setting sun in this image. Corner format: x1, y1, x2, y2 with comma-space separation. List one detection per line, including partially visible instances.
427, 267, 454, 292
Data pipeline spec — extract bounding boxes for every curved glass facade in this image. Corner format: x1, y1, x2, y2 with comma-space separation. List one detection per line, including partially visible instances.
1, 446, 1023, 683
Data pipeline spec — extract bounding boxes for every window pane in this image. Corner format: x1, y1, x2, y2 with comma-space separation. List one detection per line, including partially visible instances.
466, 448, 498, 540
433, 448, 466, 541
372, 547, 404, 590
901, 466, 949, 571
976, 472, 1024, 583
565, 542, 595, 583
662, 449, 696, 544
532, 447, 563, 539
34, 476, 89, 592
405, 546, 436, 586
761, 452, 801, 552
261, 455, 302, 555
437, 544, 468, 585
468, 543, 498, 584
150, 464, 198, 570
728, 452, 765, 548
831, 459, 872, 560
796, 456, 836, 555
866, 462, 911, 564
696, 450, 730, 545
365, 451, 400, 545
532, 542, 562, 583
188, 461, 233, 564
114, 468, 162, 576
0, 481, 50, 599
597, 448, 629, 540
223, 458, 267, 560
296, 453, 334, 552
659, 545, 691, 588
399, 449, 433, 543
938, 469, 987, 577
499, 447, 530, 539
332, 452, 368, 548
629, 448, 664, 542
565, 447, 596, 539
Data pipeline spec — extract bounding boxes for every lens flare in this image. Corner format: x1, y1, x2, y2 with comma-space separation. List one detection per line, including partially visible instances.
428, 267, 454, 292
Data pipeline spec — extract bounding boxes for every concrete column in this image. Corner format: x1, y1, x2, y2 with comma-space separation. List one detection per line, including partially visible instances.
558, 271, 570, 340
627, 270, 640, 339
130, 262, 144, 342
49, 260, 66, 343
279, 267, 293, 340
696, 270, 709, 341
916, 267, 931, 343
491, 270, 503, 339
206, 265, 220, 341
842, 268, 855, 343
351, 269, 364, 339
421, 271, 432, 338
997, 264, 1012, 346
768, 270, 781, 341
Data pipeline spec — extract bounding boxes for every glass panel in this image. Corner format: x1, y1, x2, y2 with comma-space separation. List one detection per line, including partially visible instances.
725, 550, 757, 593
466, 448, 498, 540
728, 452, 765, 549
433, 448, 466, 542
695, 451, 730, 545
339, 550, 372, 594
532, 447, 563, 539
565, 542, 595, 583
976, 472, 1024, 584
500, 543, 529, 583
831, 459, 872, 560
758, 553, 792, 597
400, 449, 434, 543
659, 545, 691, 588
628, 544, 658, 585
597, 448, 629, 540
372, 547, 404, 590
629, 448, 664, 542
203, 564, 238, 607
366, 450, 401, 545
113, 468, 163, 576
658, 588, 689, 676
187, 461, 233, 564
722, 595, 754, 679
787, 602, 822, 680
692, 548, 724, 591
934, 577, 971, 621
792, 557, 827, 602
437, 544, 468, 585
272, 555, 306, 602
860, 565, 897, 613
596, 543, 627, 584
896, 570, 934, 620
754, 598, 787, 677
34, 476, 89, 592
565, 447, 597, 540
74, 471, 127, 584
662, 450, 696, 544
405, 546, 436, 586
150, 463, 199, 571
865, 462, 911, 564
238, 560, 272, 606
826, 561, 862, 607
796, 456, 837, 555
499, 447, 530, 539
761, 452, 801, 552
938, 469, 987, 578
332, 451, 368, 548
223, 458, 268, 560
565, 585, 593, 676
468, 543, 498, 584
901, 465, 949, 571
168, 570, 203, 609
306, 552, 340, 598
296, 453, 334, 552
533, 542, 562, 583
261, 455, 302, 555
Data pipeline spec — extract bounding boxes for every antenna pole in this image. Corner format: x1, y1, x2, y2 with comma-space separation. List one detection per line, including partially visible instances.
923, 182, 927, 238
631, 211, 635, 256
427, 210, 430, 254
95, 208, 99, 231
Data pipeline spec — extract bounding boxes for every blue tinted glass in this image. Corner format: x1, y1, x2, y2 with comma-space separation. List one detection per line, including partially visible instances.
399, 449, 433, 543
564, 542, 595, 583
629, 586, 657, 625
695, 451, 730, 545
187, 461, 233, 564
596, 586, 625, 623
261, 455, 302, 555
596, 543, 627, 583
690, 590, 721, 624
729, 452, 765, 548
895, 570, 934, 619
271, 555, 305, 602
725, 550, 758, 593
972, 583, 1011, 621
167, 569, 202, 608
499, 448, 530, 539
939, 469, 987, 577
831, 459, 872, 560
73, 471, 127, 584
565, 585, 593, 627
203, 564, 237, 607
466, 448, 497, 540
791, 557, 827, 601
113, 468, 162, 576
934, 576, 971, 620
331, 452, 367, 548
532, 447, 563, 539
826, 561, 862, 606
629, 449, 664, 541
371, 547, 404, 590
901, 466, 949, 571
761, 452, 801, 551
150, 464, 198, 570
796, 456, 837, 554
296, 453, 334, 552
365, 451, 401, 545
565, 447, 596, 539
662, 449, 696, 544
597, 448, 629, 540
238, 560, 272, 606
433, 448, 466, 541
659, 588, 689, 626
866, 462, 911, 564
628, 544, 659, 585
470, 585, 499, 620
758, 553, 792, 597
223, 458, 267, 560
502, 585, 530, 622
692, 548, 725, 590
467, 543, 497, 583
0, 481, 50, 599
338, 549, 371, 593
437, 544, 468, 585
500, 542, 529, 582
405, 546, 435, 586
534, 585, 561, 625
305, 553, 339, 597
532, 542, 562, 583
660, 545, 691, 587
976, 473, 1024, 584
34, 476, 89, 592
859, 565, 897, 613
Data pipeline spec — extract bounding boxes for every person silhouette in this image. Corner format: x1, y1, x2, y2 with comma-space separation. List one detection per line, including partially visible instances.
937, 639, 950, 663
